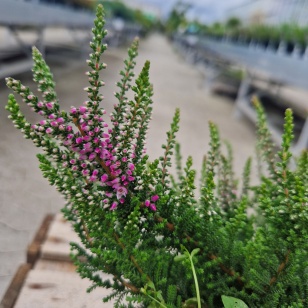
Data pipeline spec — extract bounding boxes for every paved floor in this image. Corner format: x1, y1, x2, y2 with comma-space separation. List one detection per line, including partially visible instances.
0, 32, 257, 300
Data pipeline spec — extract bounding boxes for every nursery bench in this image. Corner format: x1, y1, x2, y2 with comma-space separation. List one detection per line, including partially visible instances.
174, 35, 308, 154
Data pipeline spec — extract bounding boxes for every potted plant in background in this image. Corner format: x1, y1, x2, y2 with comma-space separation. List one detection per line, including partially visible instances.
5, 4, 307, 307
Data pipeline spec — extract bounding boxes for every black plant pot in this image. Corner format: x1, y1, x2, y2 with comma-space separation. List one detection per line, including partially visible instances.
285, 42, 295, 55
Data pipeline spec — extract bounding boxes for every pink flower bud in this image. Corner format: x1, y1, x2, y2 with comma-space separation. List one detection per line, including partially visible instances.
89, 153, 96, 161
128, 163, 135, 171
101, 174, 108, 183
76, 137, 83, 144
110, 202, 118, 210
150, 204, 157, 211
70, 107, 77, 114
48, 114, 56, 119
92, 169, 99, 176
82, 169, 89, 176
79, 106, 87, 114
46, 102, 53, 110
151, 195, 159, 202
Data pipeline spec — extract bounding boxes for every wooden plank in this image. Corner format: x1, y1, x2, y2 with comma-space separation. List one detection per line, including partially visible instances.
0, 263, 31, 308
34, 260, 76, 272
14, 269, 114, 308
40, 213, 81, 263
27, 214, 54, 267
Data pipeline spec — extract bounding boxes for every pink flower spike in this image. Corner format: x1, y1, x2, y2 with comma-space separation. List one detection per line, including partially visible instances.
105, 192, 113, 198
128, 176, 135, 182
56, 117, 64, 124
70, 159, 76, 165
144, 200, 150, 207
122, 157, 128, 162
110, 202, 118, 211
39, 120, 46, 125
150, 204, 157, 211
119, 198, 125, 204
101, 174, 108, 183
37, 101, 44, 108
66, 126, 73, 131
121, 175, 126, 181
45, 127, 53, 134
151, 195, 159, 202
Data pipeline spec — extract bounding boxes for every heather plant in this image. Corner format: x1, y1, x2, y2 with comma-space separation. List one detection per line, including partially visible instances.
5, 4, 308, 308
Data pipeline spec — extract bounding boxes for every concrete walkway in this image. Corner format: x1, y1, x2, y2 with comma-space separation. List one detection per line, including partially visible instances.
0, 33, 257, 300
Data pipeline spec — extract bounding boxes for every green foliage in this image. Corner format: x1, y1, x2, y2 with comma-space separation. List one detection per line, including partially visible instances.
221, 295, 248, 308
164, 1, 191, 35
5, 4, 308, 308
99, 0, 157, 31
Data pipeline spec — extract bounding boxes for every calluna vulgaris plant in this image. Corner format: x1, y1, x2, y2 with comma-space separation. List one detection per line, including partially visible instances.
5, 5, 308, 308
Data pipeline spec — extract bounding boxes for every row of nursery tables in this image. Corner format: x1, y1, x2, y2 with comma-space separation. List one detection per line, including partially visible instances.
175, 35, 308, 155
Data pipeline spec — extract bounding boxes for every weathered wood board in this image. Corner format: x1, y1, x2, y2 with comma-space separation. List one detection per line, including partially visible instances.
40, 213, 81, 262
14, 269, 114, 308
